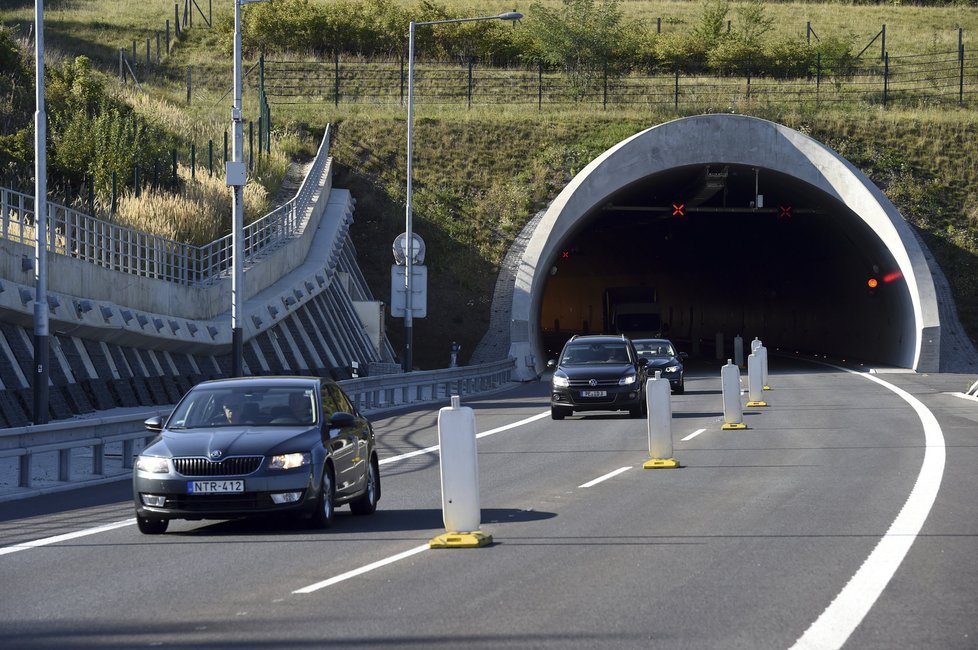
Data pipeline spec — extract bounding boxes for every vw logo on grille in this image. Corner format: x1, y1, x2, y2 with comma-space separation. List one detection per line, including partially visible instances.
209, 450, 223, 459
588, 379, 598, 386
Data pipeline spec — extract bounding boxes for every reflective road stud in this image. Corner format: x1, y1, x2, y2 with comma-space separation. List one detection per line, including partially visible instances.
429, 395, 492, 548
746, 352, 768, 408
721, 359, 748, 429
644, 372, 679, 469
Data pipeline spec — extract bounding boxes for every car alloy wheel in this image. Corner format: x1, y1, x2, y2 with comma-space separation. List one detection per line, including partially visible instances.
310, 465, 336, 529
350, 458, 379, 515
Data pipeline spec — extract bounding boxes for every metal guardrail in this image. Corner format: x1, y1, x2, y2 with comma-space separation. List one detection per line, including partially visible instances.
0, 358, 517, 492
0, 127, 333, 287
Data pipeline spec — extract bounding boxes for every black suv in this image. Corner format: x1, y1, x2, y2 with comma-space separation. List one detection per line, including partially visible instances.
547, 335, 649, 420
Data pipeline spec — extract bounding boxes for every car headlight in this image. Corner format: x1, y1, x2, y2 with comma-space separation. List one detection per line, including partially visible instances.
619, 372, 637, 386
136, 456, 170, 473
553, 374, 570, 388
664, 365, 680, 373
268, 452, 311, 470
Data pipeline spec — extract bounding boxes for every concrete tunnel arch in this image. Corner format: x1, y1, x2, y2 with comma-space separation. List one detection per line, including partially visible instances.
507, 114, 940, 381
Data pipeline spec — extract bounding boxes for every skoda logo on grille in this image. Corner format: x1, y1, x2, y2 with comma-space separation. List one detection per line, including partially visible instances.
209, 450, 223, 460
588, 379, 598, 386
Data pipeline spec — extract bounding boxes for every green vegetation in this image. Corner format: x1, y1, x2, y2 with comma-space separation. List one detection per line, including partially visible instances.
1, 1, 977, 368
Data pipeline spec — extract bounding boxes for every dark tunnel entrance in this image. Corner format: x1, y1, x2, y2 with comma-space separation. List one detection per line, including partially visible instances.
507, 115, 940, 380
539, 164, 908, 363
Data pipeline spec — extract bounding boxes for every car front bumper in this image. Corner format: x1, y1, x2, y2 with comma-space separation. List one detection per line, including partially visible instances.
133, 468, 318, 520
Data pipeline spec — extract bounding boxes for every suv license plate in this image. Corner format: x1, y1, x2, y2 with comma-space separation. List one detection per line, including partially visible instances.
580, 390, 607, 398
188, 480, 244, 494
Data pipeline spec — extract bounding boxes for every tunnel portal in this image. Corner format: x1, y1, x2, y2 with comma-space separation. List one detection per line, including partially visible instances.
508, 115, 939, 380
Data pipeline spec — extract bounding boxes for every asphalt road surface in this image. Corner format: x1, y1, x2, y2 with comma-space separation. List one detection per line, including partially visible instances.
1, 357, 976, 649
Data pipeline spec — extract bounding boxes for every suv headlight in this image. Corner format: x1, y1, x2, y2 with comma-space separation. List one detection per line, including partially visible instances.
268, 452, 311, 470
136, 456, 170, 473
618, 372, 637, 386
553, 374, 570, 388
664, 365, 680, 373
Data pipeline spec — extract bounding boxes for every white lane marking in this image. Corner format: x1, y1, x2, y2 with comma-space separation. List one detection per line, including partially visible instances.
293, 543, 429, 594
790, 365, 946, 650
379, 410, 550, 466
297, 409, 550, 593
681, 428, 706, 441
578, 466, 631, 488
0, 518, 135, 556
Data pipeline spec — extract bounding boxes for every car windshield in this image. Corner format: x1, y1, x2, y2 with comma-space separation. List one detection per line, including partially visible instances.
634, 341, 676, 358
560, 342, 631, 365
166, 386, 317, 428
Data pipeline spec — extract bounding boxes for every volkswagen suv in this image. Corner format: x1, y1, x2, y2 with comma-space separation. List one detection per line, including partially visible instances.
547, 335, 648, 420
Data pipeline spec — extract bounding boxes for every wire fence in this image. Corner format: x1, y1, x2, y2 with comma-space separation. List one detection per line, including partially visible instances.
261, 48, 977, 111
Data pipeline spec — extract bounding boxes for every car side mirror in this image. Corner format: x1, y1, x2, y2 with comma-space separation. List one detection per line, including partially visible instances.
678, 352, 688, 360
546, 359, 557, 370
637, 357, 648, 367
144, 415, 163, 432
328, 411, 356, 429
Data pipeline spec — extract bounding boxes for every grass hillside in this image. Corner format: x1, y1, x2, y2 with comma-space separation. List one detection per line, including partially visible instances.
1, 1, 977, 368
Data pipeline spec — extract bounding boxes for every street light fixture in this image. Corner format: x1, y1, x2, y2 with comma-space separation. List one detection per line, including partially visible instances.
402, 10, 522, 372
228, 0, 270, 377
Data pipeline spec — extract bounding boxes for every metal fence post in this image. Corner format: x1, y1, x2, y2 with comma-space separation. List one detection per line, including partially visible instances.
674, 62, 679, 111
883, 52, 889, 107
467, 56, 473, 109
960, 29, 965, 107
186, 65, 192, 104
538, 61, 543, 110
334, 51, 340, 108
208, 139, 213, 176
191, 143, 196, 180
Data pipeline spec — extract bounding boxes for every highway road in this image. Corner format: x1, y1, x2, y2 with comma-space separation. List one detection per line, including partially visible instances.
1, 358, 976, 649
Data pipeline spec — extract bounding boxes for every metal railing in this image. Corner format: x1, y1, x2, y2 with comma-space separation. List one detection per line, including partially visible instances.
0, 127, 333, 287
0, 358, 517, 494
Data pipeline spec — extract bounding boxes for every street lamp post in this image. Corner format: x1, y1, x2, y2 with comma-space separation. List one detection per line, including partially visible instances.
229, 0, 270, 377
33, 0, 49, 424
403, 11, 521, 372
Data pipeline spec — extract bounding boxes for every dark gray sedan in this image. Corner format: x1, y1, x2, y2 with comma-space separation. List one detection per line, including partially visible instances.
133, 376, 380, 534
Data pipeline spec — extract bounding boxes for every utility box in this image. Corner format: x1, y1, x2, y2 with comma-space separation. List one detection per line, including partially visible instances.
352, 300, 385, 353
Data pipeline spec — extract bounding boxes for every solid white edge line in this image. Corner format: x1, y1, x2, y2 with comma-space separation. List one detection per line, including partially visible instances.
578, 466, 631, 489
0, 518, 136, 556
379, 410, 550, 466
681, 428, 707, 442
790, 364, 946, 650
293, 543, 430, 594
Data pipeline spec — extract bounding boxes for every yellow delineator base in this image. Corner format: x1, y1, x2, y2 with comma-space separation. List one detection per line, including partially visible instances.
763, 385, 771, 391
746, 400, 768, 407
721, 422, 749, 430
429, 531, 493, 549
643, 458, 680, 469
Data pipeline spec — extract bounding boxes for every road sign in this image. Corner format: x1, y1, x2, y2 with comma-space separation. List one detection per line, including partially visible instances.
390, 265, 427, 318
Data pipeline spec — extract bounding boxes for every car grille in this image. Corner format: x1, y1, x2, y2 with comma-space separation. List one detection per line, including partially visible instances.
567, 378, 622, 388
173, 456, 263, 477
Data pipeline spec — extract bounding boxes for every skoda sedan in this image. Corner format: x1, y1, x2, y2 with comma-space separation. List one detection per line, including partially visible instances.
547, 334, 648, 420
133, 376, 380, 534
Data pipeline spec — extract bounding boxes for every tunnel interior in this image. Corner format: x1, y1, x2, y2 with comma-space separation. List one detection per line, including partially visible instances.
539, 163, 912, 364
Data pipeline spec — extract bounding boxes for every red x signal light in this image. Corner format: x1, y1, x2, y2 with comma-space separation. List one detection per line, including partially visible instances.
778, 205, 792, 219
672, 203, 685, 217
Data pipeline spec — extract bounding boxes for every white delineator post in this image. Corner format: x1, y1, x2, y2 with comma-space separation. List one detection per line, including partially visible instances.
430, 395, 492, 548
758, 344, 771, 390
746, 352, 769, 407
721, 359, 748, 430
751, 336, 762, 353
644, 371, 679, 469
734, 335, 744, 368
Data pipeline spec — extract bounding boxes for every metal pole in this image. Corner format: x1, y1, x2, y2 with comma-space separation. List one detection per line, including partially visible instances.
231, 0, 245, 376
405, 20, 416, 372
33, 0, 50, 424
